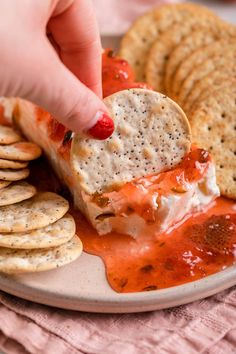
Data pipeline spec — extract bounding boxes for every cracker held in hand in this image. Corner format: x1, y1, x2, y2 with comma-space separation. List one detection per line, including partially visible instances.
119, 3, 217, 81
0, 181, 36, 206
0, 213, 75, 249
0, 192, 69, 232
0, 125, 22, 145
71, 89, 191, 194
190, 84, 236, 199
0, 235, 82, 274
0, 142, 41, 161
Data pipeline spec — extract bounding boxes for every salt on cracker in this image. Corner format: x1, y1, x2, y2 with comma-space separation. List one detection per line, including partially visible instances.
119, 3, 217, 81
0, 158, 28, 169
0, 142, 41, 161
0, 235, 82, 274
0, 182, 36, 206
0, 181, 11, 190
71, 89, 191, 194
190, 83, 236, 199
165, 25, 236, 97
0, 213, 75, 249
173, 40, 236, 100
146, 16, 228, 93
0, 168, 29, 181
177, 48, 236, 106
0, 125, 22, 145
0, 192, 69, 232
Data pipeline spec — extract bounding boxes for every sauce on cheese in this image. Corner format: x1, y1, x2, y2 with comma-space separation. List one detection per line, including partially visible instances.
28, 154, 236, 294
72, 198, 236, 293
93, 148, 211, 223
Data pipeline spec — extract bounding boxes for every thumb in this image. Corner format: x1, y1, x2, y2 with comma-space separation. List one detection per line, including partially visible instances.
22, 40, 114, 139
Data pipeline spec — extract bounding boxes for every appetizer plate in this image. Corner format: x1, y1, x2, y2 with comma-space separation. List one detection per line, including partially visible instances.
0, 7, 236, 312
0, 254, 236, 313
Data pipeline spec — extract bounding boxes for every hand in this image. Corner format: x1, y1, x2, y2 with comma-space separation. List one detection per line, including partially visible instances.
0, 0, 114, 139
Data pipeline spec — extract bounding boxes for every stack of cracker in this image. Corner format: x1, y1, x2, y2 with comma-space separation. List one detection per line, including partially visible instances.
0, 124, 82, 274
119, 2, 236, 199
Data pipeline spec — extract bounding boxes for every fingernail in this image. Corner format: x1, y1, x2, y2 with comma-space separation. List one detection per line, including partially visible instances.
87, 112, 114, 140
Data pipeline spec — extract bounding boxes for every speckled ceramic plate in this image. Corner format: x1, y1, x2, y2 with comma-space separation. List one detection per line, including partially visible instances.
0, 254, 235, 313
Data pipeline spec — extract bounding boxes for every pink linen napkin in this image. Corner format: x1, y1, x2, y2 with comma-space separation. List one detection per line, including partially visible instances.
0, 287, 236, 354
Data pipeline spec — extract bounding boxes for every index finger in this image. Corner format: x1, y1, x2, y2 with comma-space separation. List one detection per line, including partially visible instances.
48, 0, 102, 97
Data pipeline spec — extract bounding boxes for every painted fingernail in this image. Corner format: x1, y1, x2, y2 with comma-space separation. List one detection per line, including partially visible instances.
87, 112, 114, 140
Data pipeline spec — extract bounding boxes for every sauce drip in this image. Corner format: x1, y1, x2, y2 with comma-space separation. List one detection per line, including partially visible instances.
72, 198, 236, 293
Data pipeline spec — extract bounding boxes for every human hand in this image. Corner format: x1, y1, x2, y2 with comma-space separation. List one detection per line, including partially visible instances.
0, 0, 114, 139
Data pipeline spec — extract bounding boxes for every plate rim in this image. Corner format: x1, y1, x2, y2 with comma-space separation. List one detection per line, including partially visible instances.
0, 264, 235, 313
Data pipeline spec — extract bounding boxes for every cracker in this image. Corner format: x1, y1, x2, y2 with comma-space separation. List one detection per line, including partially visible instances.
0, 182, 36, 206
0, 181, 11, 190
0, 235, 82, 273
146, 17, 228, 93
183, 67, 236, 114
177, 48, 236, 105
166, 25, 236, 97
119, 3, 217, 81
0, 213, 75, 249
174, 40, 236, 100
0, 168, 29, 181
0, 158, 28, 169
0, 192, 69, 232
0, 125, 22, 145
0, 142, 41, 161
190, 84, 236, 199
71, 89, 191, 194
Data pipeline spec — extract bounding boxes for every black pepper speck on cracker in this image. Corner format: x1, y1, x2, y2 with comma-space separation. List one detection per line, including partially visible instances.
71, 89, 191, 194
0, 192, 69, 232
0, 236, 82, 274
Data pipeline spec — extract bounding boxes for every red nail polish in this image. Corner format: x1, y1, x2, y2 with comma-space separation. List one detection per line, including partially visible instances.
87, 113, 114, 140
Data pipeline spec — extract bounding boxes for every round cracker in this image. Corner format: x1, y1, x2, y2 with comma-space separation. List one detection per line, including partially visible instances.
0, 192, 69, 232
166, 25, 236, 97
183, 67, 236, 114
119, 3, 217, 81
0, 142, 41, 161
0, 181, 11, 190
0, 168, 29, 181
0, 213, 75, 249
71, 89, 191, 194
146, 16, 226, 93
0, 182, 36, 206
0, 158, 28, 169
190, 84, 236, 199
174, 40, 236, 100
177, 48, 236, 105
0, 235, 82, 274
0, 125, 22, 145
